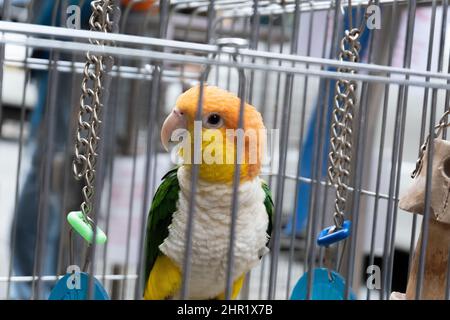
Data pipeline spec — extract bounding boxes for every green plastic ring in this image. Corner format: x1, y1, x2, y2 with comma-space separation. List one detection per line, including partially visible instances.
67, 211, 107, 245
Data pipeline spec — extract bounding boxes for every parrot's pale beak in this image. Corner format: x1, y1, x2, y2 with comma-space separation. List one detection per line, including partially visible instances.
161, 108, 187, 151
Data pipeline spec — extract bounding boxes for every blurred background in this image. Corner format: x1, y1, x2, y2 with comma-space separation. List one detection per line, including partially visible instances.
0, 0, 449, 300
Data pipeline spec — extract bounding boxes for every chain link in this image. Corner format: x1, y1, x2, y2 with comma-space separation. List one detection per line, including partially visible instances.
73, 0, 116, 224
412, 109, 450, 178
327, 27, 362, 230
326, 0, 375, 231
350, 0, 375, 38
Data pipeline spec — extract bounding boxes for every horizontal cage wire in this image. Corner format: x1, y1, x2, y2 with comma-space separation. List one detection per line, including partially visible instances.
0, 0, 448, 301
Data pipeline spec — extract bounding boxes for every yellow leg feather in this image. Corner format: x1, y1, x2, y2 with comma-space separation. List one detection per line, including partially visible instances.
216, 274, 246, 300
144, 255, 182, 300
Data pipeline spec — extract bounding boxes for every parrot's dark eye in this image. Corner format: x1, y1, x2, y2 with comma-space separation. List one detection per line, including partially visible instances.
203, 113, 223, 128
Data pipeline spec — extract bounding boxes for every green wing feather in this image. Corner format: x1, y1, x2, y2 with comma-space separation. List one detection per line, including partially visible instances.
261, 180, 274, 243
143, 167, 180, 290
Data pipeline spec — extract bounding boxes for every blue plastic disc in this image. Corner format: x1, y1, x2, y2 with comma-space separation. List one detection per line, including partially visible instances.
290, 268, 356, 300
48, 272, 109, 300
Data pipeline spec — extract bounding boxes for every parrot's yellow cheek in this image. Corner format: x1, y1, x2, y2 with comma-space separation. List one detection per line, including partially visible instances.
199, 129, 248, 183
176, 127, 256, 183
199, 163, 248, 183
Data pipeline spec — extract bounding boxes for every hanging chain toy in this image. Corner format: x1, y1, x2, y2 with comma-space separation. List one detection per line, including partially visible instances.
50, 0, 118, 300
317, 0, 373, 275
326, 0, 374, 234
69, 0, 117, 254
326, 29, 360, 232
411, 109, 450, 179
291, 2, 374, 300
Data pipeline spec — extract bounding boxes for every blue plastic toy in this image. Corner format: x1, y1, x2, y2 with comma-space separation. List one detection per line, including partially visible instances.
317, 220, 352, 246
49, 272, 109, 300
290, 268, 356, 300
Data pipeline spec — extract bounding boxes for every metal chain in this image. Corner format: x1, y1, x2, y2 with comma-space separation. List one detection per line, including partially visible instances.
73, 0, 116, 226
349, 0, 375, 39
328, 28, 361, 230
412, 109, 450, 178
327, 0, 374, 230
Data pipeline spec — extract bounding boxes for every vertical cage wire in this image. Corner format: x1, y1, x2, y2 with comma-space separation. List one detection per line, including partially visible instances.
0, 0, 449, 300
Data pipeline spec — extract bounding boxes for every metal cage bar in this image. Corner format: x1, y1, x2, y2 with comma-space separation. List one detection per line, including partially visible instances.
0, 0, 449, 301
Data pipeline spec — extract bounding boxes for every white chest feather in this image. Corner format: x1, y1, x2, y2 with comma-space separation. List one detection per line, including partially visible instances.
158, 166, 269, 299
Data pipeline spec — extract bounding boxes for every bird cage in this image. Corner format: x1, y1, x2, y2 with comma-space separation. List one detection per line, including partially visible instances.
0, 0, 449, 301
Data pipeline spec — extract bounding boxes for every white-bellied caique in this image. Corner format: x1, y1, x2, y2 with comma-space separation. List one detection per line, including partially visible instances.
143, 85, 273, 300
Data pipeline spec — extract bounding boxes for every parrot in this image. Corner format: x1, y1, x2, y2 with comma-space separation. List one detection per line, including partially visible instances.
142, 85, 273, 300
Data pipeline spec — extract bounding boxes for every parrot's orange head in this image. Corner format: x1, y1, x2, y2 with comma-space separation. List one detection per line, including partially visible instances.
161, 85, 266, 184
